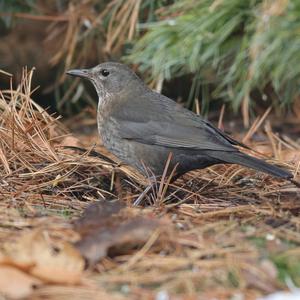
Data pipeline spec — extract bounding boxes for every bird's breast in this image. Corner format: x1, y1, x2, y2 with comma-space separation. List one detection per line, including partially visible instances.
97, 113, 131, 162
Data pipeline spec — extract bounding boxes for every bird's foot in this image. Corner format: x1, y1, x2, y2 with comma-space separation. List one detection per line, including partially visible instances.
133, 184, 153, 206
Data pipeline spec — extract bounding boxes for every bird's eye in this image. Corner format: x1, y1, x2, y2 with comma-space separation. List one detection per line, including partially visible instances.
101, 69, 110, 77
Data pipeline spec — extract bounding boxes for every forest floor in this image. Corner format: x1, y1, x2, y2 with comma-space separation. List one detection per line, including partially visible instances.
0, 70, 300, 300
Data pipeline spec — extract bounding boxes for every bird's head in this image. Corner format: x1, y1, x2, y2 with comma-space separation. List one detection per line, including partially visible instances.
66, 62, 142, 100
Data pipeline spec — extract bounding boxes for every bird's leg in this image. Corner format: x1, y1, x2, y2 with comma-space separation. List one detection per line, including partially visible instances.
133, 176, 157, 206
133, 184, 153, 206
134, 159, 180, 206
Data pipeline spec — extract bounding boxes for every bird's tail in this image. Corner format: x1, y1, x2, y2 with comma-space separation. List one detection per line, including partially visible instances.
214, 151, 293, 180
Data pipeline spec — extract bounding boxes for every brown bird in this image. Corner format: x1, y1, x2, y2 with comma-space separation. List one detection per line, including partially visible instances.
67, 62, 297, 187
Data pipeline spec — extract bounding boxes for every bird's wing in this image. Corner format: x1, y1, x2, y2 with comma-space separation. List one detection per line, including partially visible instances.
111, 90, 239, 152
117, 119, 236, 152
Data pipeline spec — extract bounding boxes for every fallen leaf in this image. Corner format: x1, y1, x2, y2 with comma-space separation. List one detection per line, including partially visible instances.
76, 218, 160, 265
280, 149, 300, 162
1, 231, 37, 270
0, 265, 42, 299
74, 201, 161, 265
260, 259, 278, 280
30, 239, 85, 284
1, 230, 85, 284
242, 264, 279, 294
60, 135, 81, 147
74, 200, 125, 233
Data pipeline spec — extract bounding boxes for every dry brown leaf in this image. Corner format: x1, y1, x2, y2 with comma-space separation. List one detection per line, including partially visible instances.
1, 230, 85, 284
280, 149, 300, 163
242, 264, 279, 294
251, 144, 273, 156
260, 259, 278, 279
30, 240, 85, 284
60, 135, 81, 147
74, 201, 161, 265
1, 231, 37, 270
0, 265, 42, 299
74, 200, 125, 232
76, 217, 160, 265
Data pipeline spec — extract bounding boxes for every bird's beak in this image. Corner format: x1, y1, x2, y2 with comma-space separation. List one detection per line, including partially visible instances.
66, 68, 92, 79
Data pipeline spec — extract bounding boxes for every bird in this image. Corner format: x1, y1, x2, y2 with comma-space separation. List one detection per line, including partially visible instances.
66, 62, 298, 187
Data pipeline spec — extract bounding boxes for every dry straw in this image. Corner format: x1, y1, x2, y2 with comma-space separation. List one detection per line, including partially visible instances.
0, 68, 300, 299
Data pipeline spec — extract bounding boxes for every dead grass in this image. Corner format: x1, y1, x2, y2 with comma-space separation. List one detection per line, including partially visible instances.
0, 69, 300, 299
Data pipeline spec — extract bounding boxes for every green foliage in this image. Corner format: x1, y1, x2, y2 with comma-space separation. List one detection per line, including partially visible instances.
0, 0, 35, 27
272, 253, 300, 285
0, 0, 34, 12
2, 0, 300, 115
127, 0, 300, 114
